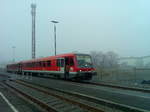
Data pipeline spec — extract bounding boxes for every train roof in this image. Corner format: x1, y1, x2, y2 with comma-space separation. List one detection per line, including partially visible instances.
7, 62, 20, 66
20, 53, 90, 64
7, 53, 91, 65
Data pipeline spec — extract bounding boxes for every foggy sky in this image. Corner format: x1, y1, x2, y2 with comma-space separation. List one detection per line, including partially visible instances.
0, 0, 150, 64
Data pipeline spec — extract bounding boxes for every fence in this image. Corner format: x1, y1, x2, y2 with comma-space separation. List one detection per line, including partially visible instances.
93, 68, 150, 87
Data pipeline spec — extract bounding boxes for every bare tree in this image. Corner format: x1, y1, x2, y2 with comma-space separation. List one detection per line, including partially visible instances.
90, 51, 119, 69
90, 51, 104, 68
105, 51, 119, 68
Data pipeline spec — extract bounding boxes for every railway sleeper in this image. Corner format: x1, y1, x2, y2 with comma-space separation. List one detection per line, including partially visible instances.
5, 81, 89, 112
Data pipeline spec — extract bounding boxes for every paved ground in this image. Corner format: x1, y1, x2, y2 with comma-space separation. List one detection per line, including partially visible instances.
0, 92, 13, 112
0, 74, 42, 112
2, 71, 150, 111
21, 76, 150, 111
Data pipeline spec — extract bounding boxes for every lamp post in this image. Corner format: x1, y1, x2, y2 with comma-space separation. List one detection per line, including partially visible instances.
12, 46, 16, 62
51, 20, 59, 56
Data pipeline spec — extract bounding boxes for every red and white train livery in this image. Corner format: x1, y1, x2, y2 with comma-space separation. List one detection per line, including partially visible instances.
7, 53, 96, 80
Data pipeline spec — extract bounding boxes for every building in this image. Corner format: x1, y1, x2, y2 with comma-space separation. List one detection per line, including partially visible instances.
118, 56, 150, 68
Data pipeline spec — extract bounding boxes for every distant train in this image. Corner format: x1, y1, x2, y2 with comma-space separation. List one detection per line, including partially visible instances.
6, 53, 97, 80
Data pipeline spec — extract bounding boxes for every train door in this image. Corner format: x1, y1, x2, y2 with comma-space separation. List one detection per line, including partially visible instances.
18, 63, 22, 74
42, 61, 46, 71
60, 58, 65, 73
64, 57, 69, 79
56, 58, 65, 77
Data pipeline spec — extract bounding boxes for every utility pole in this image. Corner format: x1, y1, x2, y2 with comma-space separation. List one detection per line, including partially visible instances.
31, 3, 36, 59
51, 20, 59, 56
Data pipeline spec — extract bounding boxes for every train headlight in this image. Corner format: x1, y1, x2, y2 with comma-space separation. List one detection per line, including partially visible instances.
70, 67, 73, 71
78, 70, 82, 73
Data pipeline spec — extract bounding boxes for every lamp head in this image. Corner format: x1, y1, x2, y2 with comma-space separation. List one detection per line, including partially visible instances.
51, 21, 59, 23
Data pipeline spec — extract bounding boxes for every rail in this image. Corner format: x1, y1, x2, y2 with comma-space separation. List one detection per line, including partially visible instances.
17, 80, 149, 112
4, 80, 105, 112
89, 82, 150, 93
29, 74, 150, 93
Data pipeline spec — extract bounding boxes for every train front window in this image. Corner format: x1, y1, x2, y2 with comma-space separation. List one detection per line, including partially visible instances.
76, 55, 93, 68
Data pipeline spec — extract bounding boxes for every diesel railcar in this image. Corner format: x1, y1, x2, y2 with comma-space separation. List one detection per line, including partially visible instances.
7, 53, 96, 80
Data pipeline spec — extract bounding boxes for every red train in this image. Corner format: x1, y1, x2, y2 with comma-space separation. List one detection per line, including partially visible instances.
7, 53, 96, 80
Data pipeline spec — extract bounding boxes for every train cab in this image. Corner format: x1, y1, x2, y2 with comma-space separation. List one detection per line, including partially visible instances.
61, 53, 96, 80
74, 54, 97, 80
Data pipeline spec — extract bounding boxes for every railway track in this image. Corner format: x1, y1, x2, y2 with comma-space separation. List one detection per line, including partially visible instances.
88, 82, 150, 93
33, 75, 150, 93
4, 71, 150, 93
1, 72, 150, 111
15, 79, 148, 112
4, 80, 110, 112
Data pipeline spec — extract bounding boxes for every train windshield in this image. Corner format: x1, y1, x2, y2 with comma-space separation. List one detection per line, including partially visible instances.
76, 55, 93, 68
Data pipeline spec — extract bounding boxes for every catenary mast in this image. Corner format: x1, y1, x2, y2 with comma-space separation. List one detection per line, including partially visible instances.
31, 3, 36, 59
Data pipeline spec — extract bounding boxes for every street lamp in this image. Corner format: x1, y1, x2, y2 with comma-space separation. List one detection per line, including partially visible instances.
51, 20, 59, 56
12, 46, 16, 62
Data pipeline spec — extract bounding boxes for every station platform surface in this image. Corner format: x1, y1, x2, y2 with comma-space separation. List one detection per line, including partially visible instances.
0, 73, 41, 112
0, 93, 14, 112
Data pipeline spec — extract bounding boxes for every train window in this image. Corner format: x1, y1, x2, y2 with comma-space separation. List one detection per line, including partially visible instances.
57, 59, 60, 67
33, 62, 36, 67
43, 62, 46, 67
60, 59, 64, 67
39, 62, 42, 67
29, 63, 31, 67
47, 60, 51, 67
37, 62, 40, 67
30, 63, 32, 67
57, 59, 64, 67
65, 57, 69, 65
32, 63, 34, 67
35, 62, 38, 67
70, 58, 74, 66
